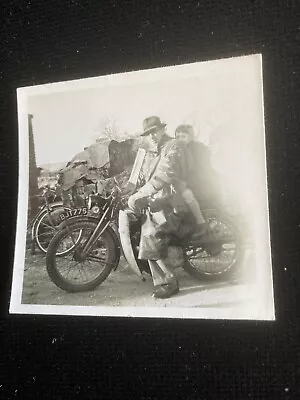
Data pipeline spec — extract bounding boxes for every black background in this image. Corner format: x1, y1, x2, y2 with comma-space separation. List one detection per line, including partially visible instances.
0, 1, 299, 398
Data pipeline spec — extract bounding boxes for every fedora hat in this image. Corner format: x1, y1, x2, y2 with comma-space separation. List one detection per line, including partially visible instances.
141, 116, 167, 136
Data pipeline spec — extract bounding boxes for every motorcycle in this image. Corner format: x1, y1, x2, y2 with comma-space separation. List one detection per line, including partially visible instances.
30, 184, 69, 255
45, 179, 245, 293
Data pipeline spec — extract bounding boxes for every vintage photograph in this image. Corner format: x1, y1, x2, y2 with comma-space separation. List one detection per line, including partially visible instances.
10, 54, 274, 320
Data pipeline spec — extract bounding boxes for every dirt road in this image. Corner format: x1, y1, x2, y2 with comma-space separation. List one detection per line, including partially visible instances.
21, 248, 257, 317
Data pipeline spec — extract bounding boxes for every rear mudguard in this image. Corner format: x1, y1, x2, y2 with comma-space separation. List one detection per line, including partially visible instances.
31, 201, 65, 241
58, 215, 121, 270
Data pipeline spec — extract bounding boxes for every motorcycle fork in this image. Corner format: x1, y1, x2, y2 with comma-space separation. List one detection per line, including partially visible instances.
79, 203, 113, 259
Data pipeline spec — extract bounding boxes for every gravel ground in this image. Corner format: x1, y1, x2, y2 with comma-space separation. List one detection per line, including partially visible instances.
21, 246, 258, 318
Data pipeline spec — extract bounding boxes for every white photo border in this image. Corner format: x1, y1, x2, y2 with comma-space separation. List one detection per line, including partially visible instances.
10, 54, 275, 321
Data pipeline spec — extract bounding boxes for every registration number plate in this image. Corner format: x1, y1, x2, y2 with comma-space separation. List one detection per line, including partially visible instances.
59, 207, 88, 221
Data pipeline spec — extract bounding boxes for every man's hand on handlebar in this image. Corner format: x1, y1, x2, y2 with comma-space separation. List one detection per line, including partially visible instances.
148, 198, 165, 213
121, 182, 136, 196
134, 197, 150, 211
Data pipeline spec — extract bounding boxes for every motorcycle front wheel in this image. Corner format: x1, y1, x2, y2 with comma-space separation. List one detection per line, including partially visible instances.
46, 220, 119, 292
183, 212, 245, 281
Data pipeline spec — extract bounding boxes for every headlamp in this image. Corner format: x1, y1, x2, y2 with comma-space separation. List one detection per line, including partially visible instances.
91, 206, 100, 214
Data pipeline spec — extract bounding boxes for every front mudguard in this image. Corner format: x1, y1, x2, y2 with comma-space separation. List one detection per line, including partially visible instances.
58, 215, 121, 270
118, 210, 144, 277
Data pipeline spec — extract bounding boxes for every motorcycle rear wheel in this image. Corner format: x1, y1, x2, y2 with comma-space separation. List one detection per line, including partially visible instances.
183, 213, 245, 281
46, 220, 119, 292
33, 205, 72, 255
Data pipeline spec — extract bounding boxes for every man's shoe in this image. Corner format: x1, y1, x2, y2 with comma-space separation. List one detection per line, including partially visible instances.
153, 280, 179, 299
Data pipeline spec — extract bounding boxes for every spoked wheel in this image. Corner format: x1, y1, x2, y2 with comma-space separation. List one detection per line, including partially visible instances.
34, 206, 73, 255
183, 213, 245, 281
46, 220, 119, 292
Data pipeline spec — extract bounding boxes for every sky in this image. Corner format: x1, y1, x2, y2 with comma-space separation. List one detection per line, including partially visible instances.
27, 54, 263, 165
25, 54, 266, 214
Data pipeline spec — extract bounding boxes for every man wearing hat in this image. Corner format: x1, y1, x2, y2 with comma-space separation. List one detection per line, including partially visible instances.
125, 116, 194, 299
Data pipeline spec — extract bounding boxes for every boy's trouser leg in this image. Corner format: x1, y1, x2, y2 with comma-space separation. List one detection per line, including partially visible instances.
189, 198, 206, 224
183, 188, 206, 224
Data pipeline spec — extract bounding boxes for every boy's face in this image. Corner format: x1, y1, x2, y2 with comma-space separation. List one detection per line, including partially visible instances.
176, 131, 190, 144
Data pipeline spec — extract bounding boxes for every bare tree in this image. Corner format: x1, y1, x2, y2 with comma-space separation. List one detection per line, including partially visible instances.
94, 115, 120, 142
